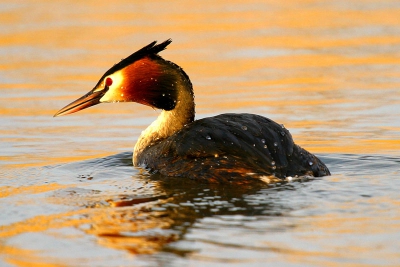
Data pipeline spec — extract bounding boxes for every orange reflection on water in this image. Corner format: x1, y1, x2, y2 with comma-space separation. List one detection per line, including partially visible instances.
1, 1, 400, 266
0, 244, 66, 267
0, 183, 70, 199
87, 204, 178, 254
0, 195, 179, 265
0, 208, 91, 240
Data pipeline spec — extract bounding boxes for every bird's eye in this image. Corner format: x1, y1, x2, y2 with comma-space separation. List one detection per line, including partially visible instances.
105, 77, 113, 87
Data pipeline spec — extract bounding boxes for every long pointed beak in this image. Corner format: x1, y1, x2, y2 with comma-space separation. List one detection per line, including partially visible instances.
54, 89, 106, 117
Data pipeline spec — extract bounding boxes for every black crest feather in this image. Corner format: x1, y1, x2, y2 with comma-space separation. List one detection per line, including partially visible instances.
94, 39, 172, 88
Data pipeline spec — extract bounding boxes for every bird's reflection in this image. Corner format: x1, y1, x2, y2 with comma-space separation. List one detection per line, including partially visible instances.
81, 169, 299, 255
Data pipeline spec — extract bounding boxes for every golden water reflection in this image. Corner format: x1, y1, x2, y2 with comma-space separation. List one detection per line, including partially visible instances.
1, 0, 400, 266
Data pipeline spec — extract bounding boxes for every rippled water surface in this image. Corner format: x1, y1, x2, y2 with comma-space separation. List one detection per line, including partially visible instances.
1, 1, 400, 266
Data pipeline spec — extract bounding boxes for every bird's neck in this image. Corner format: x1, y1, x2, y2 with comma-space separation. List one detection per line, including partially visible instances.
133, 78, 194, 164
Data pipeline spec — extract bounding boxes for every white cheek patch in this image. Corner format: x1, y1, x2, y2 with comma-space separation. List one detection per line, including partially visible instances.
100, 70, 125, 102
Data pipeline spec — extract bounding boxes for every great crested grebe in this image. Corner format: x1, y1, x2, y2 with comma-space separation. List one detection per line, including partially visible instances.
54, 39, 330, 183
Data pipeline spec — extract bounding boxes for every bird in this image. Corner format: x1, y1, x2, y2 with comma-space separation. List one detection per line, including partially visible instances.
54, 39, 330, 184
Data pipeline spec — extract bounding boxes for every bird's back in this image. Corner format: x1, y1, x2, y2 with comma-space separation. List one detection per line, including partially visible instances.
136, 113, 330, 183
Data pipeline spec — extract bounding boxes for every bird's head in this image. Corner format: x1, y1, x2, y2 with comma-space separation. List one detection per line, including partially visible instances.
54, 39, 183, 117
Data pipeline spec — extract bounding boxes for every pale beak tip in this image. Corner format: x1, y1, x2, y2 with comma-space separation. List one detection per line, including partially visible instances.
53, 110, 64, 117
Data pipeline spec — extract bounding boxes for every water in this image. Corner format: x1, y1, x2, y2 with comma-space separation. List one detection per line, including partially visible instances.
1, 1, 400, 266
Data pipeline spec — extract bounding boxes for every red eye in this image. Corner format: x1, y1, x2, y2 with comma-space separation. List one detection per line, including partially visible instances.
105, 77, 113, 87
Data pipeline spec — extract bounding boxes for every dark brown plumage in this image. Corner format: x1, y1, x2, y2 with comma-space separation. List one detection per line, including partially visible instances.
137, 113, 330, 183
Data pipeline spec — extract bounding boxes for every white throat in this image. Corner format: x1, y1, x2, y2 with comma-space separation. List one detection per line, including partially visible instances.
133, 82, 194, 165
